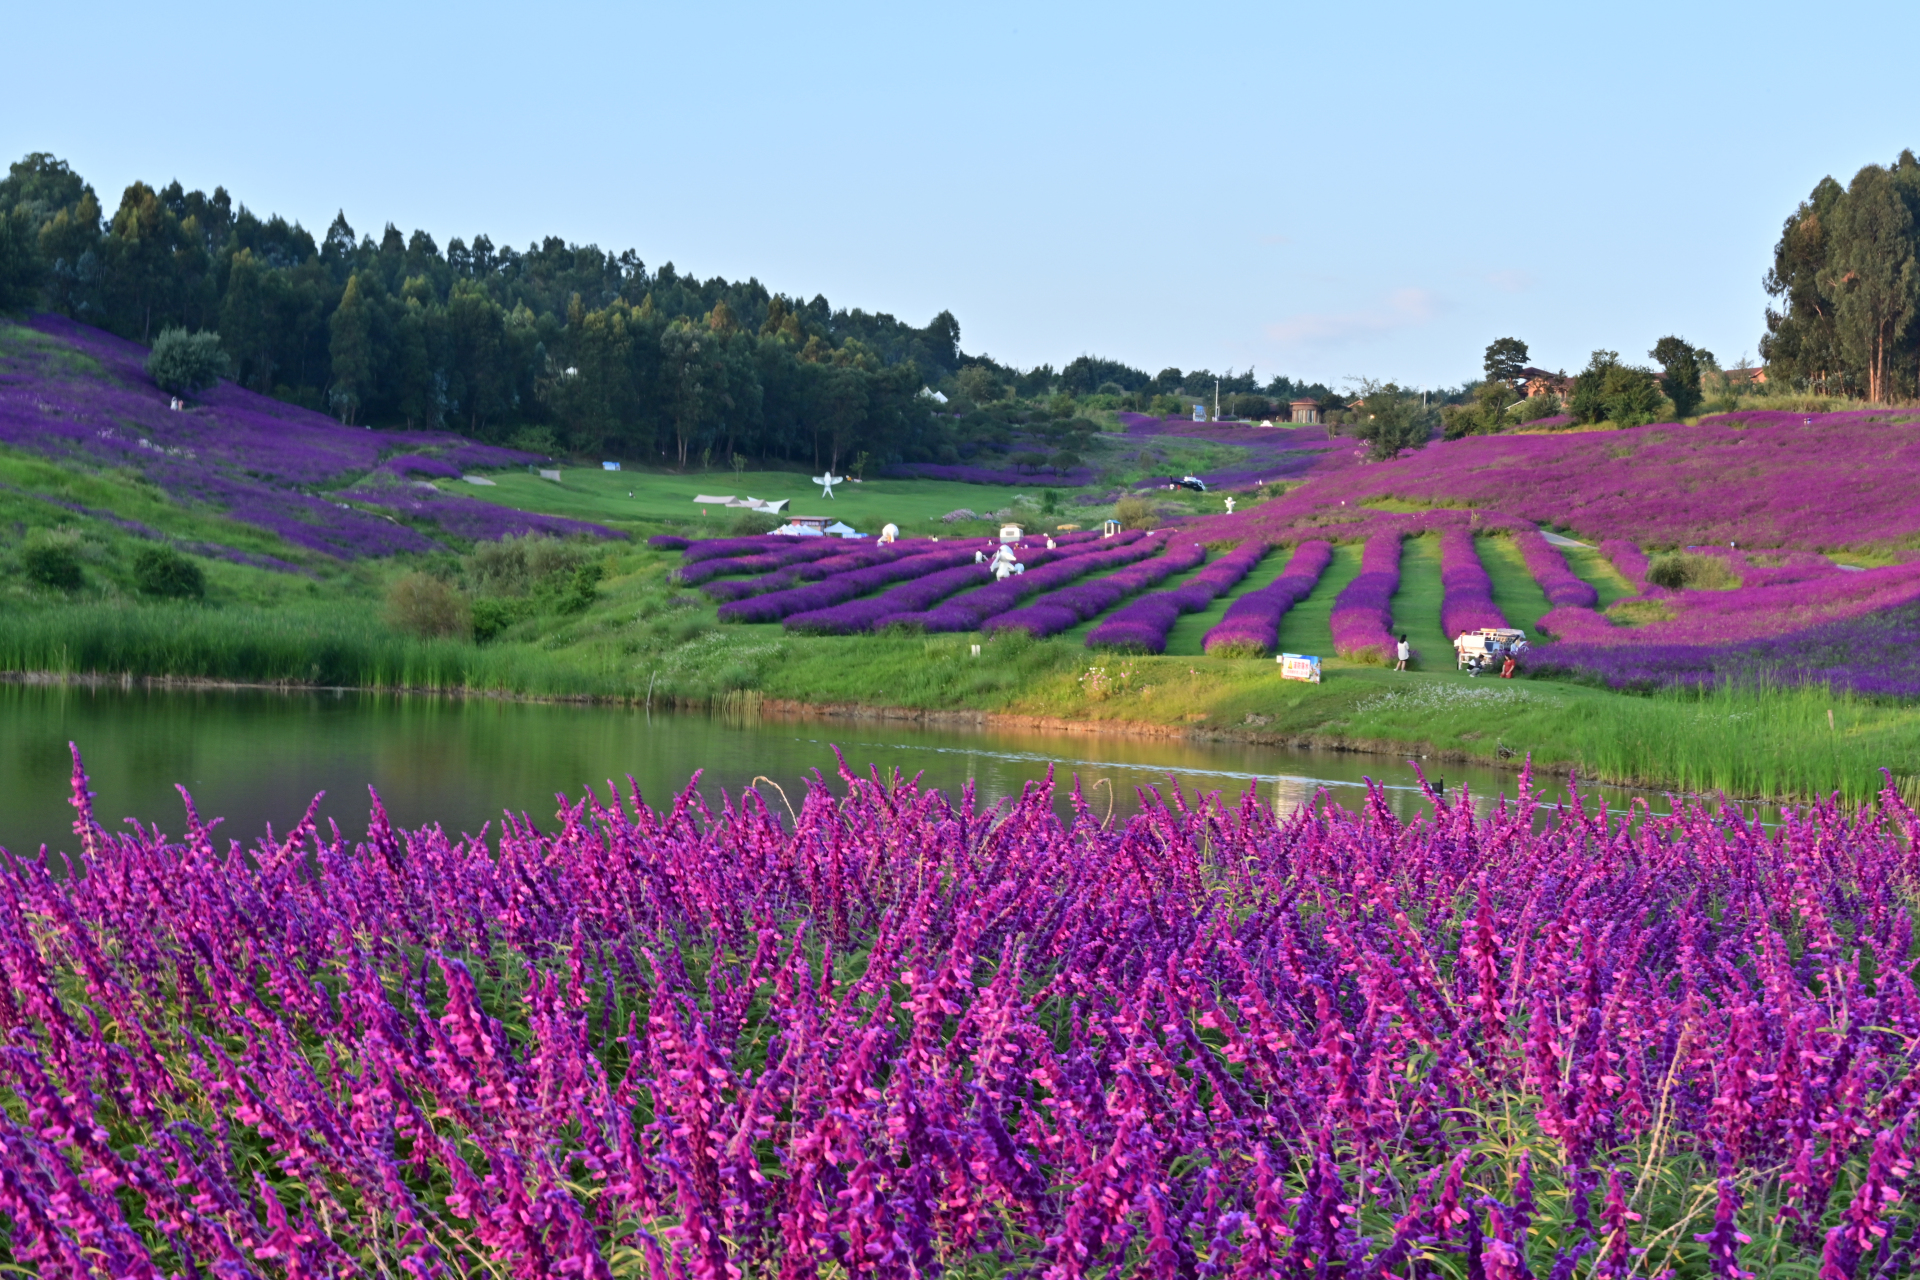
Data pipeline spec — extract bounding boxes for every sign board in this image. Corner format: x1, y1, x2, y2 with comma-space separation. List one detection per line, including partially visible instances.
539, 469, 562, 482
1192, 403, 1207, 422
602, 460, 621, 471
1278, 653, 1322, 683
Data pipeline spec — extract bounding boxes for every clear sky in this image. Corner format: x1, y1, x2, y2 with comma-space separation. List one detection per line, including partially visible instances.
8, 0, 1918, 390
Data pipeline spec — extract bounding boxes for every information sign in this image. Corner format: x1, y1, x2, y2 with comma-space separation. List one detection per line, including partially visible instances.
1278, 653, 1322, 683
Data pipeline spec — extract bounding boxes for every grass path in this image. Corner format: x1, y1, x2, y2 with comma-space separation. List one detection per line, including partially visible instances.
1389, 535, 1447, 663
1275, 542, 1364, 658
1162, 544, 1284, 656
1562, 544, 1638, 607
1481, 536, 1557, 634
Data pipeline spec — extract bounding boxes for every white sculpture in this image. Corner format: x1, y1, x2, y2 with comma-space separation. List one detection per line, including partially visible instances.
878, 523, 899, 544
812, 472, 846, 499
1225, 496, 1237, 513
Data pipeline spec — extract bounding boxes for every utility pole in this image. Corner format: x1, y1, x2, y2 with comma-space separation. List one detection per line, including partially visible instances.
1213, 379, 1220, 422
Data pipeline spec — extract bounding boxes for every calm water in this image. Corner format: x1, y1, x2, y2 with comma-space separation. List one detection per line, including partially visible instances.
0, 682, 1647, 858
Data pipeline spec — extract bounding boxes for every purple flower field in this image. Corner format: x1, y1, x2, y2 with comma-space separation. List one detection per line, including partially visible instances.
986, 538, 1207, 639
1083, 539, 1268, 652
1202, 540, 1334, 657
7, 750, 1919, 1275
0, 314, 617, 557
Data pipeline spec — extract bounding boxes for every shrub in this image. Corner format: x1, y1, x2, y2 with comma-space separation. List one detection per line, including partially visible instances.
130, 545, 205, 599
1646, 552, 1740, 591
553, 562, 605, 615
386, 572, 471, 638
143, 327, 229, 397
728, 511, 782, 536
467, 534, 594, 596
21, 538, 83, 590
470, 597, 534, 642
1115, 495, 1156, 530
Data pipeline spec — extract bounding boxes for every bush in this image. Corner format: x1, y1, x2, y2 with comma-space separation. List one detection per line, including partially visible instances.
144, 328, 229, 397
467, 534, 594, 596
553, 562, 605, 615
470, 597, 535, 642
1646, 552, 1740, 591
1115, 495, 1156, 530
130, 545, 205, 598
728, 511, 781, 536
21, 539, 83, 590
386, 572, 471, 638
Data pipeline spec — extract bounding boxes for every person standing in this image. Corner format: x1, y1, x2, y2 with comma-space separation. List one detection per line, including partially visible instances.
1395, 634, 1410, 672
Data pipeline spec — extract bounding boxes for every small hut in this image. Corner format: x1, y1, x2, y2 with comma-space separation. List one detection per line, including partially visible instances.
1288, 399, 1320, 425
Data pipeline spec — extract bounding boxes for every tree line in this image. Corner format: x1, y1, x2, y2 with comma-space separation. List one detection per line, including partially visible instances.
0, 153, 1343, 470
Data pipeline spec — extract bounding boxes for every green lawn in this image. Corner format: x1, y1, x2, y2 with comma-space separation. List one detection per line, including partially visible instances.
1481, 535, 1558, 634
1389, 535, 1447, 661
1562, 543, 1638, 607
461, 466, 1109, 537
1275, 542, 1363, 658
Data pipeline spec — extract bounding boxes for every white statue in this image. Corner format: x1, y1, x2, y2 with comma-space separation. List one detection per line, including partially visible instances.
1225, 496, 1237, 514
878, 522, 899, 544
812, 472, 846, 499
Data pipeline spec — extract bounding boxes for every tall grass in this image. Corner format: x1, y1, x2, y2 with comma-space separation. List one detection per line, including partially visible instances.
1560, 681, 1906, 805
0, 602, 618, 696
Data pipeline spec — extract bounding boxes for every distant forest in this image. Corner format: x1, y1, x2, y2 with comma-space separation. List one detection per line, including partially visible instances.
0, 154, 1328, 469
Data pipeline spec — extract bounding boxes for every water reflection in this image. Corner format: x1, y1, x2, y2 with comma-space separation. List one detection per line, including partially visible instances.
0, 682, 1664, 859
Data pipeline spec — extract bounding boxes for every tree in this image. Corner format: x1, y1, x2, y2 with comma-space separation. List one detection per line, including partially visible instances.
144, 327, 228, 397
1568, 350, 1663, 427
1823, 163, 1919, 402
1348, 381, 1429, 461
0, 208, 37, 310
131, 545, 205, 598
1649, 337, 1710, 418
1483, 337, 1530, 388
328, 274, 378, 423
955, 363, 1004, 404
1439, 379, 1516, 440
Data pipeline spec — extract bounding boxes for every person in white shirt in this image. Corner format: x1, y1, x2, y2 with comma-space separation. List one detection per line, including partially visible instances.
1395, 635, 1411, 671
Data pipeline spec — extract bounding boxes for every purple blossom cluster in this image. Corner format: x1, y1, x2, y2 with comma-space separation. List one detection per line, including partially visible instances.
1329, 533, 1403, 662
1203, 540, 1335, 656
877, 531, 1158, 632
678, 535, 797, 564
716, 546, 980, 623
647, 534, 692, 549
0, 314, 562, 556
1513, 531, 1599, 608
7, 748, 1918, 1275
1541, 559, 1920, 648
987, 538, 1208, 638
1083, 539, 1269, 652
339, 483, 623, 543
1439, 529, 1509, 638
880, 460, 1097, 486
703, 543, 923, 602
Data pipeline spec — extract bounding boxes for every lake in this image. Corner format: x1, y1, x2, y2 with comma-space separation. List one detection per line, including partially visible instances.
0, 681, 1647, 859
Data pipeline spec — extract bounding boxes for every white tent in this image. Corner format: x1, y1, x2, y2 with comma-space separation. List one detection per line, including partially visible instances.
825, 521, 862, 538
692, 494, 736, 505
772, 523, 824, 537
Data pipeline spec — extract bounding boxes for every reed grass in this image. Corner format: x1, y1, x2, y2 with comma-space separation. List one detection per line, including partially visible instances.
0, 601, 614, 696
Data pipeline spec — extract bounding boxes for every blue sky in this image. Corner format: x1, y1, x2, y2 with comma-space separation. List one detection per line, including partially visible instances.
8, 0, 1919, 389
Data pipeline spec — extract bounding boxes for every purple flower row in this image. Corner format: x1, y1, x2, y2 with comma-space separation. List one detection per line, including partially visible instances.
339, 486, 623, 543
783, 540, 1121, 635
1601, 539, 1651, 591
1330, 533, 1403, 662
1439, 529, 1509, 638
1513, 530, 1598, 608
1083, 540, 1270, 652
1203, 540, 1335, 656
716, 546, 980, 623
703, 543, 926, 602
678, 539, 863, 589
987, 539, 1208, 639
876, 531, 1159, 632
